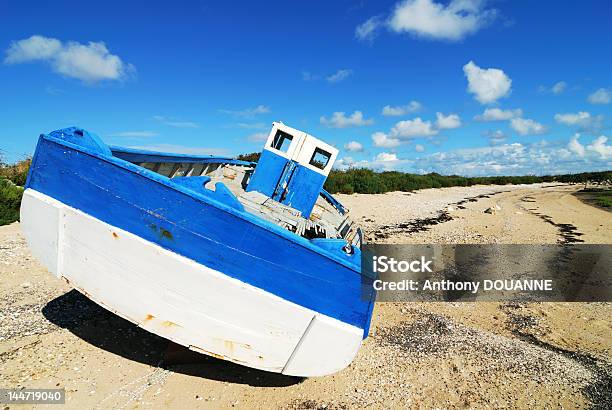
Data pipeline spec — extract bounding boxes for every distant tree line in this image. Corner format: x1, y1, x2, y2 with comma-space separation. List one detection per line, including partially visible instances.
323, 169, 612, 194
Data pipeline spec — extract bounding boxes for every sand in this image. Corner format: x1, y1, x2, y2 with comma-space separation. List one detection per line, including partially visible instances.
0, 183, 610, 408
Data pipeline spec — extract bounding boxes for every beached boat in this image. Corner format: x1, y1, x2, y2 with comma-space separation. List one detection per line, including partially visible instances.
20, 122, 375, 377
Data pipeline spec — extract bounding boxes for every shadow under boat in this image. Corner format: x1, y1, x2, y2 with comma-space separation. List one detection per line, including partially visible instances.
42, 289, 303, 387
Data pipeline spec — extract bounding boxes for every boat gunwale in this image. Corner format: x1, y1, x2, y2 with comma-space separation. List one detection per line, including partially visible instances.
109, 145, 256, 166
35, 134, 361, 273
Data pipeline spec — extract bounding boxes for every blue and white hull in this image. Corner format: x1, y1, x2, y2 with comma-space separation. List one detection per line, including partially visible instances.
21, 127, 375, 377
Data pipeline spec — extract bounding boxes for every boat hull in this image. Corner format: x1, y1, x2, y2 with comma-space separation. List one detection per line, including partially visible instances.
21, 189, 364, 376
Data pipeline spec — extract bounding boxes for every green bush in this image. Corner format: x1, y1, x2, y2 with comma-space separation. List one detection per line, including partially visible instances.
324, 168, 612, 194
0, 178, 23, 225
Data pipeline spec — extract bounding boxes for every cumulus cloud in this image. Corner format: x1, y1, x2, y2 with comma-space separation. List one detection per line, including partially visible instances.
387, 0, 497, 41
326, 69, 353, 83
554, 111, 603, 133
474, 107, 522, 121
551, 81, 567, 94
463, 60, 512, 104
344, 136, 611, 176
567, 134, 612, 159
415, 144, 425, 152
4, 35, 133, 83
588, 88, 611, 105
355, 16, 384, 41
320, 111, 374, 128
554, 112, 591, 126
435, 112, 461, 129
219, 105, 271, 118
381, 101, 422, 116
482, 129, 507, 146
375, 152, 399, 162
391, 117, 438, 138
4, 35, 61, 63
567, 134, 585, 157
372, 132, 401, 148
510, 118, 547, 136
539, 81, 567, 95
587, 135, 612, 159
344, 141, 364, 152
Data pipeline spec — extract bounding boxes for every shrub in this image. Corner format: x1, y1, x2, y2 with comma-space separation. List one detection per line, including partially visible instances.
0, 178, 23, 225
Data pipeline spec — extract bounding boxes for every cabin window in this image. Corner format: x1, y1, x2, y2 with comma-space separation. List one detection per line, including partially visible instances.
271, 130, 293, 153
309, 148, 331, 170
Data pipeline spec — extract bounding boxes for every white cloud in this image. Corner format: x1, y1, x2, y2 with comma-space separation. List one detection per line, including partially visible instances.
128, 144, 230, 156
482, 129, 507, 146
510, 118, 547, 136
567, 134, 612, 160
551, 81, 566, 94
554, 111, 603, 133
391, 117, 438, 137
344, 141, 364, 152
381, 101, 422, 116
567, 134, 585, 157
355, 16, 383, 41
108, 131, 158, 138
474, 107, 522, 121
335, 156, 355, 170
247, 132, 269, 142
4, 35, 61, 63
4, 35, 132, 83
387, 0, 497, 41
588, 88, 611, 104
326, 69, 353, 83
415, 144, 425, 152
435, 112, 461, 129
320, 111, 374, 128
463, 60, 512, 104
587, 135, 612, 159
554, 111, 590, 126
341, 137, 611, 176
219, 105, 271, 118
153, 115, 199, 128
375, 152, 398, 162
539, 81, 567, 95
372, 132, 401, 148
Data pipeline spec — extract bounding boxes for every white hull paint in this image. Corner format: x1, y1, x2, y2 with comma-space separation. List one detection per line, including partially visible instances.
20, 189, 363, 376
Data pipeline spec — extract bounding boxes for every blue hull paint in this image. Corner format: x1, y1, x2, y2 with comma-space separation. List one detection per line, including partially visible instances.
26, 132, 376, 333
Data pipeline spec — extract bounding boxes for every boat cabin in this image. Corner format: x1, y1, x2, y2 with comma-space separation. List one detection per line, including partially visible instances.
247, 122, 338, 218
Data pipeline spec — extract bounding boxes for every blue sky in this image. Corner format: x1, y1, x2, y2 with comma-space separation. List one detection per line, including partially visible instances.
1, 0, 611, 176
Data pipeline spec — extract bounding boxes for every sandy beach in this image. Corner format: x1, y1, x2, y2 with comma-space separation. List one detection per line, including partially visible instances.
1, 183, 610, 408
